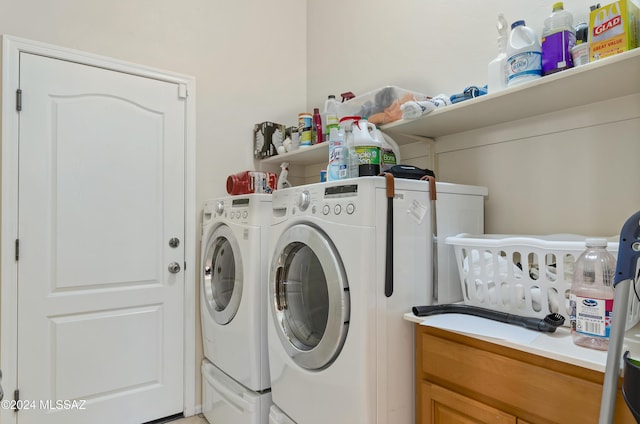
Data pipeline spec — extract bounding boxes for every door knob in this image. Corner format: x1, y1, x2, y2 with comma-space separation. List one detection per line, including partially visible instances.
168, 262, 181, 274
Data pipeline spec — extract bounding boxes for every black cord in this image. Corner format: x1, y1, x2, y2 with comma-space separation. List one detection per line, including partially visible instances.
633, 267, 640, 302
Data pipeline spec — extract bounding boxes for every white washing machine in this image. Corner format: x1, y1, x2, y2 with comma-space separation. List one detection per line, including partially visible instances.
267, 177, 487, 424
200, 195, 272, 424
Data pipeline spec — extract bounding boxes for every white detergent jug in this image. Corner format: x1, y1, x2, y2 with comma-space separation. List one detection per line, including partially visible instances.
506, 20, 542, 87
351, 118, 381, 177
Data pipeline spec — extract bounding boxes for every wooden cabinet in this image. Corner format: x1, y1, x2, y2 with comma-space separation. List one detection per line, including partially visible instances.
415, 324, 636, 424
422, 381, 516, 424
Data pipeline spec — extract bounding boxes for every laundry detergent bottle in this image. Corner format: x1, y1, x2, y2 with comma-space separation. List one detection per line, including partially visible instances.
541, 2, 575, 75
506, 20, 542, 87
351, 117, 381, 177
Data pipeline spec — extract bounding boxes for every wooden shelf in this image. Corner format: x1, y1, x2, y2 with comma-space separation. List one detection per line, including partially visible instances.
383, 48, 640, 139
259, 142, 328, 166
259, 49, 640, 167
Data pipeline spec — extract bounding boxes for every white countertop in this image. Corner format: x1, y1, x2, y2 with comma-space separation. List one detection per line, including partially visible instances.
405, 312, 640, 373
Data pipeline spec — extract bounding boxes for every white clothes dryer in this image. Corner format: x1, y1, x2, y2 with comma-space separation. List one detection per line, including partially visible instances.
268, 404, 296, 424
267, 177, 487, 424
200, 195, 272, 423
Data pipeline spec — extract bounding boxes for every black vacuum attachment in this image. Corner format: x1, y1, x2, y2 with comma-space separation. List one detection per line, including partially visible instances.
623, 351, 640, 423
412, 303, 565, 333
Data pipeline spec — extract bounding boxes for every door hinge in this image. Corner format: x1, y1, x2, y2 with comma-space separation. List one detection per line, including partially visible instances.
13, 389, 20, 411
16, 89, 22, 111
178, 84, 187, 99
15, 239, 19, 261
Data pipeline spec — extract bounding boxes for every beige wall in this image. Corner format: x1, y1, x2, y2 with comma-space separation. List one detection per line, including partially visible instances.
436, 94, 640, 236
305, 0, 640, 236
0, 0, 306, 411
1, 0, 638, 414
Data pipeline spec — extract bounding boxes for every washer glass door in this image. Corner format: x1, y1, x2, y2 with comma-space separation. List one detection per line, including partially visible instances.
202, 224, 243, 325
271, 224, 349, 370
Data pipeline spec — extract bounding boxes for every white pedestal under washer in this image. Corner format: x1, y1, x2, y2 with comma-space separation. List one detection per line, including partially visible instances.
200, 194, 272, 424
266, 177, 487, 424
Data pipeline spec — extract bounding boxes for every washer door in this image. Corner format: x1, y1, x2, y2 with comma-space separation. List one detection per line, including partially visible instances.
270, 224, 350, 370
202, 224, 243, 325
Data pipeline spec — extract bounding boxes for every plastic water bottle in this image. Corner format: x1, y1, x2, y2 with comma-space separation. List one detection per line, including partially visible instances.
487, 13, 509, 93
569, 239, 616, 351
541, 2, 576, 75
506, 20, 542, 87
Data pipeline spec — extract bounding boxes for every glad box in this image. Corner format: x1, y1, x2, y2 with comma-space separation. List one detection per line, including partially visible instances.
589, 0, 639, 61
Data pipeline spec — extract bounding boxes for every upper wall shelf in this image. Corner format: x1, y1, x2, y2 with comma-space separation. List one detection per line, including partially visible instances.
260, 142, 328, 166
383, 48, 640, 140
260, 49, 640, 167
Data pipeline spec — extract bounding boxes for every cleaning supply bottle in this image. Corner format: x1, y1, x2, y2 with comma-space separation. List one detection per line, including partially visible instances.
323, 95, 340, 142
541, 2, 576, 75
487, 13, 509, 93
312, 108, 323, 143
339, 116, 360, 178
227, 171, 277, 195
372, 127, 399, 172
327, 127, 348, 181
277, 162, 291, 189
571, 21, 590, 67
569, 238, 616, 351
351, 117, 381, 177
506, 20, 542, 87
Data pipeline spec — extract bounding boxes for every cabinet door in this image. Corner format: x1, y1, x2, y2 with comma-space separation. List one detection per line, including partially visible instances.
422, 381, 516, 424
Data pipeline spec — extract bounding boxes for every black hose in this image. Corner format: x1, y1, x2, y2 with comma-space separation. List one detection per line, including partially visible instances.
412, 304, 565, 333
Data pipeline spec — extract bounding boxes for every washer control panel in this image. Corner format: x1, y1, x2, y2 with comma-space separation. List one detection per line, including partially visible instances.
281, 182, 362, 224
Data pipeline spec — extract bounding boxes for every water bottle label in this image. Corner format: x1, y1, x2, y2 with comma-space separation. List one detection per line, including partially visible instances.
571, 295, 613, 338
542, 30, 576, 74
507, 51, 542, 83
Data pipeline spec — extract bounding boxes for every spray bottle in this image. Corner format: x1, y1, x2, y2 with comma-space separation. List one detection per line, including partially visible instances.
488, 13, 509, 93
327, 127, 348, 181
277, 162, 291, 190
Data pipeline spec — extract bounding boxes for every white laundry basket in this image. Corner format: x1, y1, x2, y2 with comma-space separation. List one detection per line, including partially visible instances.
445, 234, 640, 329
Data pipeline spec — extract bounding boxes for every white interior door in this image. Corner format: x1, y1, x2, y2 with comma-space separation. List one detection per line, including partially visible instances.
15, 52, 185, 424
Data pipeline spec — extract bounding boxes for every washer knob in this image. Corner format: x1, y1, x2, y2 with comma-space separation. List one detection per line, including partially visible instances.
215, 201, 224, 215
297, 190, 311, 211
